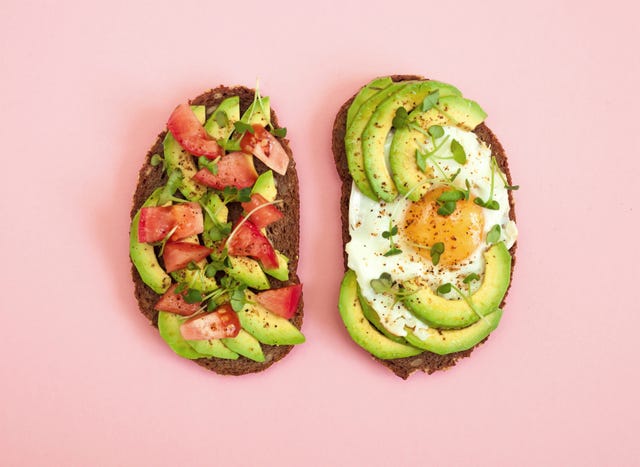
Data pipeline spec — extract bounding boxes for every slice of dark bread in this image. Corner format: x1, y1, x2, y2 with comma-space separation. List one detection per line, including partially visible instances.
130, 85, 303, 375
331, 75, 516, 379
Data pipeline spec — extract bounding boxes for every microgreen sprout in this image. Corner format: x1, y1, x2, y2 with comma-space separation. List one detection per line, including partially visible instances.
381, 220, 402, 257
158, 169, 184, 205
198, 155, 219, 175
421, 90, 440, 112
474, 157, 500, 210
495, 162, 519, 191
369, 272, 417, 304
430, 242, 445, 265
270, 127, 287, 138
233, 121, 254, 134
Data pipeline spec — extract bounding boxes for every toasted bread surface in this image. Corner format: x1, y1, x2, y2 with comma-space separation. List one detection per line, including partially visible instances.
332, 75, 516, 379
131, 86, 302, 375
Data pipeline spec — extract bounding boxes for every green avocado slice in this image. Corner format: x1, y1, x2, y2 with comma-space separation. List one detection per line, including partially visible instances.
204, 96, 240, 141
187, 338, 239, 360
237, 292, 305, 345
402, 243, 512, 329
361, 81, 462, 202
390, 95, 487, 201
221, 330, 265, 362
129, 188, 172, 294
163, 105, 207, 201
338, 270, 423, 360
158, 311, 207, 360
345, 82, 409, 200
357, 290, 407, 344
346, 76, 393, 130
404, 309, 503, 355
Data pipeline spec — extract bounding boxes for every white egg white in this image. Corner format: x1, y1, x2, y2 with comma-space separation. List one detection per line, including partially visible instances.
346, 126, 517, 338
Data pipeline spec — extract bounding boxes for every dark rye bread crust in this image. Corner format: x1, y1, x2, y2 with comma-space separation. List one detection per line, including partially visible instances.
130, 85, 302, 376
332, 75, 516, 379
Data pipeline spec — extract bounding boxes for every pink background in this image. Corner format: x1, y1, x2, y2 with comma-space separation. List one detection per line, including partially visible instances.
1, 0, 638, 465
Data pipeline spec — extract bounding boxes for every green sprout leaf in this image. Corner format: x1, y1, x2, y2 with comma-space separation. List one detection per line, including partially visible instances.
505, 185, 520, 190
234, 121, 254, 134
421, 90, 440, 112
186, 261, 199, 271
428, 125, 444, 139
381, 225, 398, 239
463, 273, 481, 284
384, 248, 402, 257
158, 169, 184, 205
183, 288, 203, 304
430, 242, 445, 265
437, 190, 464, 203
437, 283, 452, 295
271, 127, 287, 138
208, 221, 232, 242
198, 156, 218, 175
174, 282, 187, 294
450, 139, 467, 165
437, 200, 457, 216
206, 300, 218, 311
486, 224, 502, 244
215, 110, 228, 128
370, 273, 393, 293
238, 187, 252, 203
392, 107, 409, 130
204, 263, 218, 278
230, 287, 247, 312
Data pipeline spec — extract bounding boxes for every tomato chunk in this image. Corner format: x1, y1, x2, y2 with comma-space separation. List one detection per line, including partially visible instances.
167, 103, 223, 158
137, 203, 204, 243
163, 242, 213, 273
170, 202, 204, 241
192, 152, 258, 190
154, 283, 201, 316
180, 304, 241, 340
240, 124, 289, 175
241, 193, 283, 229
227, 218, 278, 269
138, 206, 175, 243
255, 284, 302, 319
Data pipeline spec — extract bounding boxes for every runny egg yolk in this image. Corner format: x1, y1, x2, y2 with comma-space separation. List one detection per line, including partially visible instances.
401, 186, 485, 267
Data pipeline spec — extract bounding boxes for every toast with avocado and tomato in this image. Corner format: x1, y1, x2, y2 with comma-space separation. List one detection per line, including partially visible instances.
332, 75, 518, 379
130, 85, 304, 375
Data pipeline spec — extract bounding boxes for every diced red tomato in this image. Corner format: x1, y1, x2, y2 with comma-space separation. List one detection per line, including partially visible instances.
154, 283, 202, 316
255, 284, 302, 319
227, 218, 279, 269
167, 103, 223, 158
163, 242, 213, 273
137, 203, 204, 243
240, 124, 289, 175
170, 202, 204, 241
192, 152, 258, 190
241, 193, 283, 230
180, 304, 241, 340
138, 206, 175, 243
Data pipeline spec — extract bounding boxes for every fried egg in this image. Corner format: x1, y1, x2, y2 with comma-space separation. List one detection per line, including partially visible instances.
346, 126, 517, 338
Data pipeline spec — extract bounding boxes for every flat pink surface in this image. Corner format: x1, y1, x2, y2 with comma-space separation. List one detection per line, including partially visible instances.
1, 1, 638, 465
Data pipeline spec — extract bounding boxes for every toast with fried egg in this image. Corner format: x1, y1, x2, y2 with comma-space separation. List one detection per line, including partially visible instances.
332, 75, 517, 379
